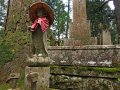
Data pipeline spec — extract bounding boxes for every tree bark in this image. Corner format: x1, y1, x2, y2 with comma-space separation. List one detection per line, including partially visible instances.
65, 0, 70, 38
113, 0, 120, 43
1, 0, 44, 81
5, 0, 43, 33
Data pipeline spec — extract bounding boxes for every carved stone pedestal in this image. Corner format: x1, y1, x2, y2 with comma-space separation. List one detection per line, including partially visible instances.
25, 56, 51, 90
27, 56, 51, 67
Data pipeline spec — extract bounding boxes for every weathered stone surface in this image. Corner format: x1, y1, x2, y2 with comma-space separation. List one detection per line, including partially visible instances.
82, 78, 120, 90
26, 56, 51, 67
50, 75, 82, 90
50, 66, 120, 89
73, 0, 87, 22
64, 37, 97, 46
50, 75, 120, 90
50, 66, 120, 90
25, 66, 50, 90
50, 66, 120, 79
48, 45, 120, 66
102, 30, 112, 45
64, 0, 97, 45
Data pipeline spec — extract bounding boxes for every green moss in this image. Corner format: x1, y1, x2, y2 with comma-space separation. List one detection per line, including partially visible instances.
92, 67, 120, 73
0, 83, 10, 90
51, 66, 120, 73
17, 70, 25, 89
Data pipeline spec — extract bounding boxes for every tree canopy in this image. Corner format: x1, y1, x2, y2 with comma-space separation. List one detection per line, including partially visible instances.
0, 0, 7, 29
87, 0, 117, 44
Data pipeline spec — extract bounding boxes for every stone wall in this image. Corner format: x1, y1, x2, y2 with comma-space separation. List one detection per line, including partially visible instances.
48, 45, 120, 89
48, 45, 120, 67
50, 66, 120, 90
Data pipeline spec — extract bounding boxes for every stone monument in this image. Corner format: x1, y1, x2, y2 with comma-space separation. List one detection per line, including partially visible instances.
102, 30, 112, 45
25, 1, 54, 90
64, 0, 97, 46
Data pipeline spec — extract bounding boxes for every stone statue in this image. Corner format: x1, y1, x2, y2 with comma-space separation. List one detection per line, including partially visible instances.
31, 8, 48, 57
29, 2, 54, 57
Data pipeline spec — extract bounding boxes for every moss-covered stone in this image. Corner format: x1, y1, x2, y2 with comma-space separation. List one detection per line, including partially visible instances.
50, 66, 120, 90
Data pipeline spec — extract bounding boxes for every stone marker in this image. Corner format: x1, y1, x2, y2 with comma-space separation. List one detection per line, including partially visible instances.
64, 0, 97, 46
102, 30, 112, 45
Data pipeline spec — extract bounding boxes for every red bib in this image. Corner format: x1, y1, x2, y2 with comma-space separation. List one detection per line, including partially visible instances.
31, 17, 49, 32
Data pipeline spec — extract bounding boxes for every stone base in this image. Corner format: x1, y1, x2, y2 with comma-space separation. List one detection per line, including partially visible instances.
25, 66, 50, 90
64, 37, 97, 46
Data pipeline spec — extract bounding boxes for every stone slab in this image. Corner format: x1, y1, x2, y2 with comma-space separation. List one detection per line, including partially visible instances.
102, 30, 112, 45
50, 66, 120, 79
48, 45, 120, 67
50, 76, 120, 90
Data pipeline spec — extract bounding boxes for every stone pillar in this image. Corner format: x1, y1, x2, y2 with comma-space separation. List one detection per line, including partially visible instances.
25, 56, 51, 90
71, 0, 90, 40
73, 0, 87, 22
64, 0, 97, 46
25, 67, 50, 90
102, 30, 112, 45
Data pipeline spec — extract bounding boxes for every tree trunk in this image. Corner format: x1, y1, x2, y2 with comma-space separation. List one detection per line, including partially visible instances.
1, 0, 43, 82
5, 0, 44, 52
113, 0, 120, 43
65, 0, 70, 38
5, 0, 42, 33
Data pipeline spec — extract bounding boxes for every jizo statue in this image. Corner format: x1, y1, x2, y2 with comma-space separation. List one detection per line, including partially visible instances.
29, 2, 54, 57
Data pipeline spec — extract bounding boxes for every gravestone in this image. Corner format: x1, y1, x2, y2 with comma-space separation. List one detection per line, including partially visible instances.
102, 30, 112, 45
64, 0, 97, 46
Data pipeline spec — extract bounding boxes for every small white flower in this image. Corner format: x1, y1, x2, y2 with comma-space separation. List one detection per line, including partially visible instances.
38, 53, 42, 57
